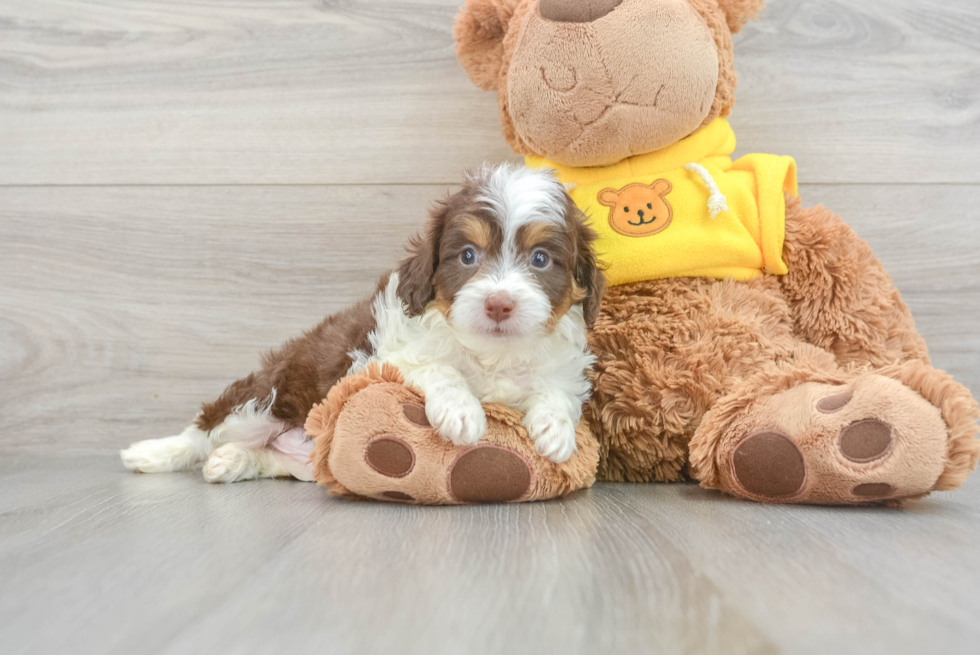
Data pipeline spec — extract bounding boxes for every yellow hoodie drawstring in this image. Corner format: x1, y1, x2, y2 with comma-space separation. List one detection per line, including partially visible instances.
685, 163, 729, 218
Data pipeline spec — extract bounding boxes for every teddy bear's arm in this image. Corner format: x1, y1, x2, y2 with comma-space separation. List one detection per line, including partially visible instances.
780, 194, 930, 369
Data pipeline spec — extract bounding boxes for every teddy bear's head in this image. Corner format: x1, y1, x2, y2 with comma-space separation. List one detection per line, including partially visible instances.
454, 0, 763, 167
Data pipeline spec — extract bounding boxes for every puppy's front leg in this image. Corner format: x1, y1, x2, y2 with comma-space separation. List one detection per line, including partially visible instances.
406, 365, 487, 447
521, 391, 582, 464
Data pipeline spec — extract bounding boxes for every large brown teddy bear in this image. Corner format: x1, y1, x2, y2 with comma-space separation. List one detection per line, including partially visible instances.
309, 0, 979, 505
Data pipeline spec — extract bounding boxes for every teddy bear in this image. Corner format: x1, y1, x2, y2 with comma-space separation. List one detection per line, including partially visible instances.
306, 363, 601, 504
308, 0, 979, 505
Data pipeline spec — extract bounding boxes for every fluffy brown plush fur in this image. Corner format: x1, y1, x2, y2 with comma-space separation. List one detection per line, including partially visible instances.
585, 194, 979, 497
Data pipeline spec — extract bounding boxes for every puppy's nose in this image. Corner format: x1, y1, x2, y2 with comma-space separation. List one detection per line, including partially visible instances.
637, 209, 645, 219
485, 293, 516, 323
539, 0, 623, 23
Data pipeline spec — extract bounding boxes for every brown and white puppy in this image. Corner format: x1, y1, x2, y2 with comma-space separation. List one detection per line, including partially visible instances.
121, 164, 605, 483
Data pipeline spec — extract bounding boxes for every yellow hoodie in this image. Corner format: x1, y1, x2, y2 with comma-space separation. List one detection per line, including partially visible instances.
526, 119, 798, 286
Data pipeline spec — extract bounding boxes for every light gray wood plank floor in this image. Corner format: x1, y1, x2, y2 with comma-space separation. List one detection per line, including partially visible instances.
1, 1, 979, 654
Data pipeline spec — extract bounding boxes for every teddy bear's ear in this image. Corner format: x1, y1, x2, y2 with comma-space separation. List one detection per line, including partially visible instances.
454, 0, 523, 91
715, 0, 765, 34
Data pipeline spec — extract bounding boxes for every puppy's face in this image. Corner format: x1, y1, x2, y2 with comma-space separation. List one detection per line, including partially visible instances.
397, 164, 604, 343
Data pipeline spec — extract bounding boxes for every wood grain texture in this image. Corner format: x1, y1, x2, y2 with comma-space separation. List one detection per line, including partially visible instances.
1, 183, 977, 455
1, 455, 978, 655
0, 0, 978, 185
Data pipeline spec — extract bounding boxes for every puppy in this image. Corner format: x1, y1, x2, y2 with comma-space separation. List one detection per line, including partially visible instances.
121, 164, 605, 483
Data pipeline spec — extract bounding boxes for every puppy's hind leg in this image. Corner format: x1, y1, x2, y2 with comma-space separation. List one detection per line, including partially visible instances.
202, 442, 312, 484
121, 374, 276, 476
121, 424, 212, 473
201, 398, 313, 483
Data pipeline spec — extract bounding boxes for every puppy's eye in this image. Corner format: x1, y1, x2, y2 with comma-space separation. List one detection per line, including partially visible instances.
460, 246, 479, 267
623, 207, 630, 213
530, 249, 550, 269
647, 203, 652, 209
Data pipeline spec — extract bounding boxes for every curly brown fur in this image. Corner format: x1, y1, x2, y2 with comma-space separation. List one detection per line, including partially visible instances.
588, 196, 978, 490
587, 275, 798, 482
780, 193, 930, 368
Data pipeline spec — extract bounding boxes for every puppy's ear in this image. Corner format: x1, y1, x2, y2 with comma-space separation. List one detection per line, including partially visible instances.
568, 198, 606, 328
397, 200, 448, 317
715, 0, 765, 34
454, 0, 523, 91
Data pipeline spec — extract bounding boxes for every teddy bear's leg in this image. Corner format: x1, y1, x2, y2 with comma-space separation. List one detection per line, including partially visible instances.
780, 194, 931, 368
587, 276, 801, 484
689, 347, 980, 505
308, 375, 600, 505
322, 389, 534, 504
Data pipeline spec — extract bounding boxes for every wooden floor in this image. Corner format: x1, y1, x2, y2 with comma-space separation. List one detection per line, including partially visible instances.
1, 1, 978, 653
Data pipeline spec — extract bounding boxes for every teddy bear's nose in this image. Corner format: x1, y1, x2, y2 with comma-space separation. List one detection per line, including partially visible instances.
539, 0, 623, 23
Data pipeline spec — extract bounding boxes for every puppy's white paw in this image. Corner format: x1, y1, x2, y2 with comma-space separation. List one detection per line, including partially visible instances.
202, 443, 257, 484
425, 387, 487, 447
524, 406, 578, 463
121, 437, 192, 473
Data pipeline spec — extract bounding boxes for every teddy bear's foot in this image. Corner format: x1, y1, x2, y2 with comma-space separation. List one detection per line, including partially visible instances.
691, 362, 979, 505
305, 364, 600, 505
720, 376, 945, 504
323, 387, 536, 504
358, 432, 534, 505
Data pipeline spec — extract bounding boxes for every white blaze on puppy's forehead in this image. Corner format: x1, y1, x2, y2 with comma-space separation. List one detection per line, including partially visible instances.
472, 163, 567, 243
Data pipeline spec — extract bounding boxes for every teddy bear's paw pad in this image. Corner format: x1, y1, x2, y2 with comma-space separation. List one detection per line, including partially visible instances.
816, 391, 853, 414
402, 403, 430, 427
732, 431, 806, 499
722, 375, 951, 504
448, 445, 532, 503
852, 483, 895, 499
365, 437, 415, 478
838, 419, 894, 463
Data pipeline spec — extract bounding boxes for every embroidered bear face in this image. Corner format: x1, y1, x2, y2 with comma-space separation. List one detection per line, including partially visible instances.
598, 180, 673, 237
